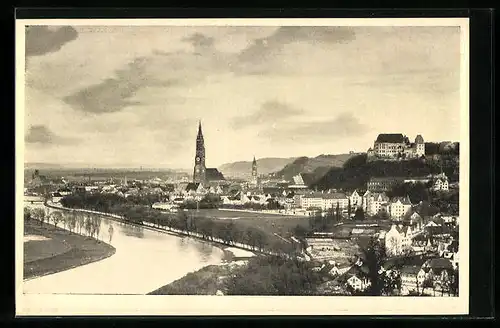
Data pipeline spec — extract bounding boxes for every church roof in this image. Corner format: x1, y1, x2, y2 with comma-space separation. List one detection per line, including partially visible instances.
186, 183, 201, 191
415, 134, 424, 144
375, 133, 405, 143
206, 168, 225, 181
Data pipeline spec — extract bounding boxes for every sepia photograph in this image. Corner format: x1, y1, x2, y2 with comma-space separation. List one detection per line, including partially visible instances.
16, 18, 469, 315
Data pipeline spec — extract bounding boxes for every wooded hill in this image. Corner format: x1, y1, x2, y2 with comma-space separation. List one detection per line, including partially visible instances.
311, 152, 459, 191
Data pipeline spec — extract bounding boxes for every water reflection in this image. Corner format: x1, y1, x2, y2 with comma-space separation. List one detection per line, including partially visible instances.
177, 236, 189, 252
194, 240, 214, 262
119, 223, 145, 239
23, 205, 225, 295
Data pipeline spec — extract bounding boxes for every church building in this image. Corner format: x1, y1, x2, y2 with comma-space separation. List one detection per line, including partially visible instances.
192, 121, 225, 186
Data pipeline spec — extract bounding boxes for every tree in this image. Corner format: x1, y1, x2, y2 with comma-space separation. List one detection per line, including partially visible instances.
354, 207, 364, 221
51, 211, 63, 228
448, 264, 459, 296
421, 275, 435, 296
347, 199, 352, 219
359, 238, 388, 295
177, 212, 189, 234
224, 256, 324, 296
292, 224, 308, 239
92, 215, 102, 241
31, 207, 46, 227
84, 215, 93, 237
335, 202, 340, 222
76, 212, 86, 234
24, 207, 32, 222
67, 211, 77, 233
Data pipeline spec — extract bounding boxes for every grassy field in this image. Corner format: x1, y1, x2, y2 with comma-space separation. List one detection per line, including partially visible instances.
186, 209, 310, 245
24, 220, 116, 280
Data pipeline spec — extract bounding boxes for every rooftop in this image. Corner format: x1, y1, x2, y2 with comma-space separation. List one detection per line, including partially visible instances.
375, 133, 406, 144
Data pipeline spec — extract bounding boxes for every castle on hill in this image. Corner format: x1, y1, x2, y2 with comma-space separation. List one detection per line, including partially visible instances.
367, 133, 425, 161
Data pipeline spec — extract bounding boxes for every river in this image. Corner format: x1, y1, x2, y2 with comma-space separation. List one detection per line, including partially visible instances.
23, 203, 225, 295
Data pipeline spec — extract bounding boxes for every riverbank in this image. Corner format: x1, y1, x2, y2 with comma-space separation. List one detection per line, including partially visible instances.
46, 201, 276, 258
219, 207, 309, 217
24, 219, 116, 281
148, 260, 249, 295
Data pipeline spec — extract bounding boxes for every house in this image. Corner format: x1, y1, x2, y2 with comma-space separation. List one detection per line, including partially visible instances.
241, 193, 270, 205
367, 177, 405, 192
384, 224, 413, 256
349, 190, 364, 208
432, 173, 449, 191
388, 196, 413, 220
419, 258, 455, 294
84, 185, 99, 192
57, 188, 72, 196
399, 263, 427, 295
300, 192, 349, 211
403, 211, 424, 232
404, 176, 432, 184
208, 185, 223, 195
185, 182, 206, 195
51, 192, 63, 203
363, 191, 390, 216
343, 260, 371, 292
152, 202, 179, 212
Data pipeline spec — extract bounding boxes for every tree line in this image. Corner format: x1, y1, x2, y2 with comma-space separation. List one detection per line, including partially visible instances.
311, 154, 459, 191
59, 195, 299, 257
223, 255, 325, 295
24, 206, 103, 241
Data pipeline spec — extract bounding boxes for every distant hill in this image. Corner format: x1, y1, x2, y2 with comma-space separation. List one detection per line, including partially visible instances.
273, 153, 363, 183
218, 157, 297, 179
24, 162, 66, 170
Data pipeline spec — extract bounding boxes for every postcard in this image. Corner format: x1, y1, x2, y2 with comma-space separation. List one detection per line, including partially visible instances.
16, 17, 469, 316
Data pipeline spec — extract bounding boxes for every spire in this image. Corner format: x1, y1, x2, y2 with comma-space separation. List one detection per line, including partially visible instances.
198, 120, 203, 136
252, 156, 257, 165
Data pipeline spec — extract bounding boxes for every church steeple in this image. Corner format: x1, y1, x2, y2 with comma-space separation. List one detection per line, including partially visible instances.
197, 120, 203, 137
251, 155, 258, 186
193, 121, 206, 184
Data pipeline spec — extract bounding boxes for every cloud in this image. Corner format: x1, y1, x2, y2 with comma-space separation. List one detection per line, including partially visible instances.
25, 125, 80, 145
63, 57, 177, 114
237, 26, 356, 63
182, 32, 215, 52
25, 26, 78, 57
231, 100, 304, 129
261, 112, 369, 143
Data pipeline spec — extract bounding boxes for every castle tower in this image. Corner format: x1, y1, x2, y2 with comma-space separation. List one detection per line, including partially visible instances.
415, 134, 425, 157
251, 156, 258, 186
193, 121, 206, 185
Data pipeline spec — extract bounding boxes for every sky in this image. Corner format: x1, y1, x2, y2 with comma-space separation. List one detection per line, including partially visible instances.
22, 24, 462, 169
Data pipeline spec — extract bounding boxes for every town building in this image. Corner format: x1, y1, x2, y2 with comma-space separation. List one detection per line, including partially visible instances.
348, 190, 364, 209
384, 224, 413, 256
388, 196, 413, 220
300, 192, 349, 211
362, 191, 390, 216
432, 172, 449, 191
367, 177, 405, 192
367, 133, 425, 160
343, 260, 371, 292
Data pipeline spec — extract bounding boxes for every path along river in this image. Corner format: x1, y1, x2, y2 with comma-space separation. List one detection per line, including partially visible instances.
23, 203, 226, 295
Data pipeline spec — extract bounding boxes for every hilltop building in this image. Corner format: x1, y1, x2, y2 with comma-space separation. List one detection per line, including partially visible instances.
367, 133, 425, 161
192, 121, 225, 186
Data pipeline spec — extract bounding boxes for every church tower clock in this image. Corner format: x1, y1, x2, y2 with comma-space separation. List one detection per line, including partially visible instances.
193, 121, 206, 185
